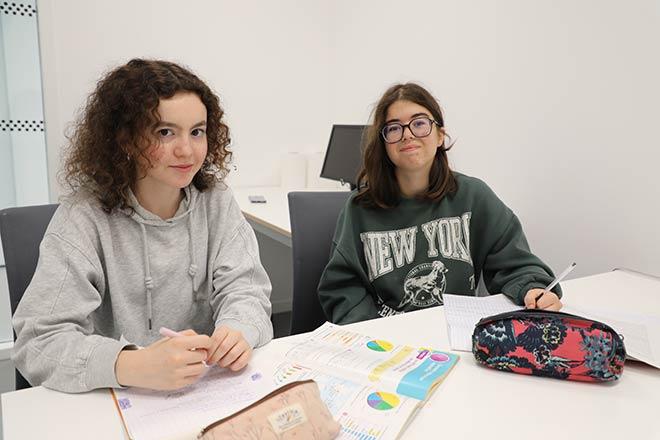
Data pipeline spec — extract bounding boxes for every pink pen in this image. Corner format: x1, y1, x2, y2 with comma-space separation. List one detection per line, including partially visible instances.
158, 326, 184, 339
158, 327, 209, 367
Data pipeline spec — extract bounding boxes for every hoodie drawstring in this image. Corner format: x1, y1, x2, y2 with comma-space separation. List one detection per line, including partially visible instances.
187, 213, 202, 301
139, 207, 201, 332
140, 223, 154, 331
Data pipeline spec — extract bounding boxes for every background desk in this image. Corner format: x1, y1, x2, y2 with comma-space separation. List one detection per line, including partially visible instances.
3, 270, 659, 439
232, 185, 348, 314
232, 186, 297, 247
232, 185, 349, 246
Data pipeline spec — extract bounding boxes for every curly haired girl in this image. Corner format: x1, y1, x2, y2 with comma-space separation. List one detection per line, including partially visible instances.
12, 59, 273, 392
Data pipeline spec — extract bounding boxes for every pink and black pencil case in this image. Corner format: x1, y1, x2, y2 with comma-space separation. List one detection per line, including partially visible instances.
472, 309, 626, 382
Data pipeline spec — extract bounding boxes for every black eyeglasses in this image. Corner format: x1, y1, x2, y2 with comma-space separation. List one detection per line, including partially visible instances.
381, 116, 441, 144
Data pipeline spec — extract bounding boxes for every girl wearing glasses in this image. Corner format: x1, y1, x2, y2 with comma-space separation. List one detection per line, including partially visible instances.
12, 59, 273, 392
318, 83, 562, 324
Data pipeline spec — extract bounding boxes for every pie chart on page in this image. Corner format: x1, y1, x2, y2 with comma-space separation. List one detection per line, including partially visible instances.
366, 340, 394, 352
367, 392, 400, 410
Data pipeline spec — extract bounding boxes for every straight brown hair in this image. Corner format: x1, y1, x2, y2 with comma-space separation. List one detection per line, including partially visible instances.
354, 83, 457, 209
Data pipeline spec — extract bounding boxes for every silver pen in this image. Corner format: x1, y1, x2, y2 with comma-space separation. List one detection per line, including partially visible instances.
535, 262, 577, 304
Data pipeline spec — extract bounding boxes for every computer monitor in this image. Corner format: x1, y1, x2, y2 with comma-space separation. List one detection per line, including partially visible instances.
320, 124, 367, 189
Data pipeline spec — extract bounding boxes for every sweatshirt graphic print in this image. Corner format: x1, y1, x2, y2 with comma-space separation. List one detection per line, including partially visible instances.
361, 211, 472, 310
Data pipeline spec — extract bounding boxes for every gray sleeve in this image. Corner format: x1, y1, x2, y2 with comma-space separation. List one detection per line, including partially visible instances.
210, 219, 273, 348
11, 233, 132, 393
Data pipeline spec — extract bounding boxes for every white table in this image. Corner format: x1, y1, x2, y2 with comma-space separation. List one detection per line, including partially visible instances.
232, 185, 349, 247
3, 270, 660, 439
232, 186, 296, 247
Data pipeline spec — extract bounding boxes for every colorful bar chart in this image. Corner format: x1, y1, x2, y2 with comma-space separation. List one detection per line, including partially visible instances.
338, 414, 386, 440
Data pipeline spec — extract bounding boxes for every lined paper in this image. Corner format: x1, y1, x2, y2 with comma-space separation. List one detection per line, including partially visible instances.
443, 294, 522, 351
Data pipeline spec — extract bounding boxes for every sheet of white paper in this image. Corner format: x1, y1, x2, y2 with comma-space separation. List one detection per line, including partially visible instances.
443, 294, 522, 351
563, 305, 660, 369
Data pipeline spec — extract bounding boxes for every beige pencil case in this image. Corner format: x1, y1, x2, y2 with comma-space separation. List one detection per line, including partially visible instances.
198, 379, 340, 440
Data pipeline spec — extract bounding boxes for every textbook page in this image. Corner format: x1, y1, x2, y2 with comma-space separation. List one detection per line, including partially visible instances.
112, 365, 272, 440
271, 363, 420, 440
443, 294, 522, 351
279, 322, 459, 400
270, 322, 458, 440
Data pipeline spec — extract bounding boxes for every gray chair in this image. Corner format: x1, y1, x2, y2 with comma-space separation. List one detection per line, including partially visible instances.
287, 191, 350, 335
0, 204, 59, 390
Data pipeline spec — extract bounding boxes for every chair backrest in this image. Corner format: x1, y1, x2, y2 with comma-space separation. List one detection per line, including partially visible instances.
0, 203, 59, 389
288, 191, 350, 335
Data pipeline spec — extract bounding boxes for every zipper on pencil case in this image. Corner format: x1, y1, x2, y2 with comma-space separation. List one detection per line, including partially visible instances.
477, 309, 611, 329
475, 309, 625, 349
198, 379, 315, 436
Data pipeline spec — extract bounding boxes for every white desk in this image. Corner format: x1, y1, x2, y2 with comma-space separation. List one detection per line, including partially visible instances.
232, 186, 296, 247
3, 270, 660, 439
232, 186, 349, 247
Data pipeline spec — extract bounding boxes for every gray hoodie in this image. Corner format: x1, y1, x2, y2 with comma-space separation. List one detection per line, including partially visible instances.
12, 184, 273, 392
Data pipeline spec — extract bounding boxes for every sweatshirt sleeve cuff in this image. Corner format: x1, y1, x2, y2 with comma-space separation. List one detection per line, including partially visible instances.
215, 318, 265, 348
86, 340, 136, 389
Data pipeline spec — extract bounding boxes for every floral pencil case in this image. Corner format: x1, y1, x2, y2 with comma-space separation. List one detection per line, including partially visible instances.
198, 379, 340, 440
472, 309, 626, 382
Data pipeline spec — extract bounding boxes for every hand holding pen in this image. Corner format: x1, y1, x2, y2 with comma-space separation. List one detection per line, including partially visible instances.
523, 262, 576, 311
159, 327, 210, 367
115, 328, 211, 391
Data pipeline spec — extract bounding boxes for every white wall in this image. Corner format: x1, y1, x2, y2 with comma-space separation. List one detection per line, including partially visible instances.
329, 0, 660, 279
38, 0, 659, 280
37, 0, 333, 196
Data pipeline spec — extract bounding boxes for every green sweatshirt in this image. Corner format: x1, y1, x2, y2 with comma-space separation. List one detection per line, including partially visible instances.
318, 173, 561, 324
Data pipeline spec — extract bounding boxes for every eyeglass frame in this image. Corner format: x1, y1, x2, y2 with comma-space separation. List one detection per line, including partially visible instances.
380, 116, 443, 144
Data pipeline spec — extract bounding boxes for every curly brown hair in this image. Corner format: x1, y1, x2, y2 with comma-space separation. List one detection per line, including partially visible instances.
62, 58, 231, 212
354, 83, 456, 209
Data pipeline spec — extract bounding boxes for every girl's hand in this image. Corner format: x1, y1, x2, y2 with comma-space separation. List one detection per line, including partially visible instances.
207, 326, 253, 372
524, 289, 562, 311
115, 330, 210, 390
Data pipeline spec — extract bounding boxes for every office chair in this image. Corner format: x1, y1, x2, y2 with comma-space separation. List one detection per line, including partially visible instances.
0, 204, 59, 390
287, 191, 350, 335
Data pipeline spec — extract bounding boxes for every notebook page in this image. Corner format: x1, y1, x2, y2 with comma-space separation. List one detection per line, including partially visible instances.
113, 365, 272, 440
443, 294, 522, 351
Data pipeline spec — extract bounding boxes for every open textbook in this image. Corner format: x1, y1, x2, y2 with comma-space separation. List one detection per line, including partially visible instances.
271, 322, 459, 439
112, 322, 459, 440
